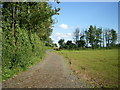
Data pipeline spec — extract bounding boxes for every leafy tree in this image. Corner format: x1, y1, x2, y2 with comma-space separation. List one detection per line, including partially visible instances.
77, 34, 86, 48
94, 28, 102, 48
65, 40, 76, 49
85, 29, 89, 47
76, 32, 86, 48
76, 40, 85, 48
85, 25, 103, 48
73, 28, 80, 45
87, 25, 95, 48
102, 29, 105, 47
2, 1, 60, 80
110, 29, 117, 47
53, 43, 58, 47
58, 39, 65, 49
105, 29, 111, 48
45, 38, 53, 47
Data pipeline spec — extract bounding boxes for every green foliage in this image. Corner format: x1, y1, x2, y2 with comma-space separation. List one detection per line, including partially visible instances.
64, 40, 76, 49
73, 28, 80, 44
104, 29, 117, 48
58, 25, 117, 50
2, 2, 60, 80
110, 29, 117, 47
58, 39, 65, 49
76, 40, 86, 48
86, 26, 117, 49
2, 28, 46, 80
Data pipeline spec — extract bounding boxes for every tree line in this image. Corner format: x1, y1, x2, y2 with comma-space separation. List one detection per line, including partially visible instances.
1, 1, 60, 79
58, 25, 118, 50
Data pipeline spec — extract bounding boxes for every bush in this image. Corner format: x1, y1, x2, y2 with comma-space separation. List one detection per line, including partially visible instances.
2, 28, 46, 80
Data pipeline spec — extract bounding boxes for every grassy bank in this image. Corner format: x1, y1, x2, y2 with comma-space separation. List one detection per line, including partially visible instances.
55, 49, 118, 88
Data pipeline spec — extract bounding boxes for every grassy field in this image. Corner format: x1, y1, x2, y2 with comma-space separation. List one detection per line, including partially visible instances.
55, 49, 118, 88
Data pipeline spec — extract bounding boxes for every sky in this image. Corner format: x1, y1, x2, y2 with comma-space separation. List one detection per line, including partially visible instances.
50, 2, 118, 45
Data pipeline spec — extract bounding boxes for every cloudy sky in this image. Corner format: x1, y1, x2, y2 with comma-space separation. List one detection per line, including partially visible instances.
51, 2, 118, 45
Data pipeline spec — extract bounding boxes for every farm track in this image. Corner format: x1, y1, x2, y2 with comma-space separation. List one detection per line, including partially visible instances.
2, 50, 86, 88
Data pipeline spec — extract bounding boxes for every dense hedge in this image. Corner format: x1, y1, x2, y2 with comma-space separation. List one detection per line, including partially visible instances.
2, 27, 46, 80
1, 2, 60, 80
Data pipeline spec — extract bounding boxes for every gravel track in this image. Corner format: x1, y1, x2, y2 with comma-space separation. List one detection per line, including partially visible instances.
2, 50, 86, 88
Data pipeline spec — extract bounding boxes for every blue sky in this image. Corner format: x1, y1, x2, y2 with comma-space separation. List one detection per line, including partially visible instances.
51, 2, 118, 45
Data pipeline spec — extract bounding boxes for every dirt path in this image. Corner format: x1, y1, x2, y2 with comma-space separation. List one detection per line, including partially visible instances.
2, 50, 86, 88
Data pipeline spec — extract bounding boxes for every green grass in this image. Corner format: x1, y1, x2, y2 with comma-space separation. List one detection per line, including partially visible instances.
55, 49, 118, 88
45, 46, 53, 50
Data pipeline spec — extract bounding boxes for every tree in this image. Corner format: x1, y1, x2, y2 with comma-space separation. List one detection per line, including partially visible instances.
65, 40, 76, 49
87, 25, 95, 48
76, 40, 85, 48
45, 38, 53, 47
76, 32, 86, 48
102, 29, 105, 47
110, 29, 117, 47
85, 29, 89, 47
105, 29, 111, 48
58, 39, 65, 49
53, 43, 58, 47
94, 28, 102, 48
104, 29, 117, 48
2, 1, 60, 71
73, 28, 80, 47
77, 34, 86, 48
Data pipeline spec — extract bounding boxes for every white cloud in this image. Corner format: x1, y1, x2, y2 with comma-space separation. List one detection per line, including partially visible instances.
59, 24, 68, 29
52, 32, 74, 45
55, 33, 73, 38
56, 33, 62, 36
57, 36, 61, 40
55, 33, 65, 37
66, 33, 73, 36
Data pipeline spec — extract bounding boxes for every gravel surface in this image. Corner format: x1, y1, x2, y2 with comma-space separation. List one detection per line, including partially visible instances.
2, 50, 86, 88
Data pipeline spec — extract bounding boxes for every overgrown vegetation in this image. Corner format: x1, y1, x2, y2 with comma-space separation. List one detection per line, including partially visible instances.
1, 1, 60, 80
55, 49, 118, 88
